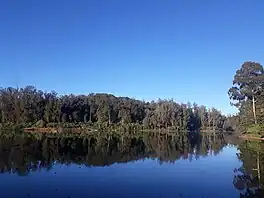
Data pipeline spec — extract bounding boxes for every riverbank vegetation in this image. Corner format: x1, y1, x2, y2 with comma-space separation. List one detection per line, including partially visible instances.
228, 61, 264, 138
0, 86, 227, 132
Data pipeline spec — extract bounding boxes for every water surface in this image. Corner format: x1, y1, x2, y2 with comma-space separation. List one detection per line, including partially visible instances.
0, 131, 263, 198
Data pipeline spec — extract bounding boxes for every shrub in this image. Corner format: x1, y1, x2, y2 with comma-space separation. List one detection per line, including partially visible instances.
34, 120, 46, 128
247, 124, 264, 137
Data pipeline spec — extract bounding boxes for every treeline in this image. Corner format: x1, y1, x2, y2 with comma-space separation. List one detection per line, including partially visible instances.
228, 61, 264, 135
0, 86, 227, 131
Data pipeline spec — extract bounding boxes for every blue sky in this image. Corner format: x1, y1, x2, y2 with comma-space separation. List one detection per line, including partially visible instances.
1, 0, 263, 115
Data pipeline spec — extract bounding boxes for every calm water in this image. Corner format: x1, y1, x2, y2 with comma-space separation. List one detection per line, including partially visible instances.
0, 131, 263, 198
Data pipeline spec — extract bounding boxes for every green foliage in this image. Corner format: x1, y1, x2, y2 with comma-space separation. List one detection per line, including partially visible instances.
247, 124, 264, 136
0, 86, 225, 131
34, 120, 46, 128
228, 61, 264, 135
228, 61, 264, 105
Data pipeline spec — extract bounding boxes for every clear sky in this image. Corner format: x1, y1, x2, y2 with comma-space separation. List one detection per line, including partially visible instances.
1, 0, 263, 115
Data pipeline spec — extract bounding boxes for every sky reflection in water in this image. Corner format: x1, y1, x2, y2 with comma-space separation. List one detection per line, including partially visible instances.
0, 143, 241, 198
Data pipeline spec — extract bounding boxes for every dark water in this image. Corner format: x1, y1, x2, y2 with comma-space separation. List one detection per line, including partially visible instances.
0, 131, 263, 198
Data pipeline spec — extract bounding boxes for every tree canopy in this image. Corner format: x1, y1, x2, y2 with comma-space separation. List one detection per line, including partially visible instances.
0, 86, 226, 131
228, 61, 264, 134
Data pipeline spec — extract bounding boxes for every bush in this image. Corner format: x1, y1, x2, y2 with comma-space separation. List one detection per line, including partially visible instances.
247, 124, 264, 137
46, 122, 59, 128
34, 120, 46, 128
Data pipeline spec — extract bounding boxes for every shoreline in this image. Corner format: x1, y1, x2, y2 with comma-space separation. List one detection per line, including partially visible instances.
23, 127, 227, 134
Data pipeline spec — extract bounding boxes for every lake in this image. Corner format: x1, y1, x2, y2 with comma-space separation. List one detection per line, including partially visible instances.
0, 131, 263, 198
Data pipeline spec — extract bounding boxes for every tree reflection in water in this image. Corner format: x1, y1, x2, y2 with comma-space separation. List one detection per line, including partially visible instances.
234, 140, 264, 197
2, 131, 264, 197
0, 131, 231, 175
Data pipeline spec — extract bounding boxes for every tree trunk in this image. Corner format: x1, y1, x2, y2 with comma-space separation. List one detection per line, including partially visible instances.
89, 107, 92, 122
108, 108, 111, 125
208, 112, 211, 129
107, 135, 111, 153
252, 95, 257, 124
257, 152, 260, 182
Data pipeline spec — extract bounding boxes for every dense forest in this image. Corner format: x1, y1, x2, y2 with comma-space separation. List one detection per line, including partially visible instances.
0, 86, 227, 131
0, 61, 262, 135
228, 61, 264, 136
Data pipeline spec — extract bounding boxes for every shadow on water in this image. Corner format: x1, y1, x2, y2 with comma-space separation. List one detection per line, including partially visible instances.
0, 131, 264, 197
